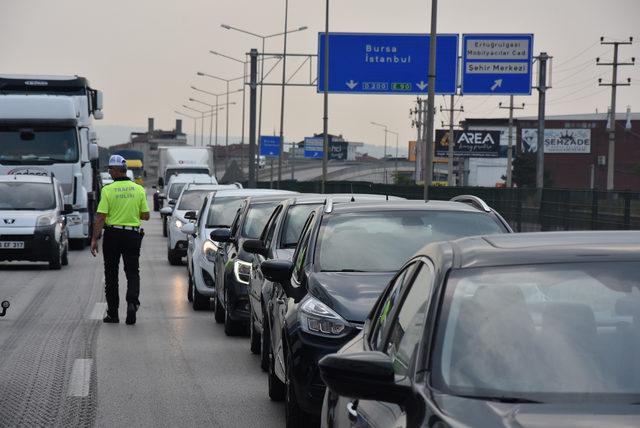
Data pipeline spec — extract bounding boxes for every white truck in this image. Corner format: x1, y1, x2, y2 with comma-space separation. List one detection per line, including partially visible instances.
157, 146, 215, 188
0, 75, 103, 249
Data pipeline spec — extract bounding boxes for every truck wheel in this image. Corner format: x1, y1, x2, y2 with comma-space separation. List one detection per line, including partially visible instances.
162, 217, 168, 237
168, 248, 182, 265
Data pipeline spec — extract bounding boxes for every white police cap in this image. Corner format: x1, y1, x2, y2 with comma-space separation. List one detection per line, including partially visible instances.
108, 154, 127, 167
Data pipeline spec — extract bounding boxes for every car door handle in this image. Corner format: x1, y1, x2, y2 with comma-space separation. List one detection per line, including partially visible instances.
347, 400, 358, 421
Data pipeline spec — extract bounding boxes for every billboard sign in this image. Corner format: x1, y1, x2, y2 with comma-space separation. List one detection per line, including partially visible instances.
521, 129, 591, 154
461, 34, 534, 95
317, 32, 459, 94
435, 130, 501, 157
329, 141, 348, 160
259, 135, 281, 157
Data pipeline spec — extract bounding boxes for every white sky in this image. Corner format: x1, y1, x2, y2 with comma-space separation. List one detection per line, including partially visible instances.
1, 0, 639, 151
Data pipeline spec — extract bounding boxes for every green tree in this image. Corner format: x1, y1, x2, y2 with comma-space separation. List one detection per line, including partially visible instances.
511, 153, 554, 188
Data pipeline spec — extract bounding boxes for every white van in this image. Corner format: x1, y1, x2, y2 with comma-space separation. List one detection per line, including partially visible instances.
0, 174, 71, 269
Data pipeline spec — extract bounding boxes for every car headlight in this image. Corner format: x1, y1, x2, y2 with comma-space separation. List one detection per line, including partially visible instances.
174, 219, 184, 229
36, 213, 56, 227
202, 240, 218, 262
234, 260, 252, 284
299, 296, 350, 338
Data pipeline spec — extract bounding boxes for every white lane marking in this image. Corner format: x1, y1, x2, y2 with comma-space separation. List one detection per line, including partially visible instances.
89, 303, 107, 320
68, 358, 93, 397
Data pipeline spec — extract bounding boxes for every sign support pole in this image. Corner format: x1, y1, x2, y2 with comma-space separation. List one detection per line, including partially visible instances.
535, 52, 549, 189
424, 0, 438, 201
321, 0, 330, 194
248, 49, 258, 188
499, 96, 525, 187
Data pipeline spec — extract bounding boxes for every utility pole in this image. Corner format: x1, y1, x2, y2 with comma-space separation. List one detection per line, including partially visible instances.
535, 52, 550, 189
597, 36, 634, 190
499, 96, 525, 187
410, 97, 426, 184
321, 0, 330, 194
248, 49, 258, 188
290, 141, 296, 180
424, 0, 438, 201
440, 95, 463, 186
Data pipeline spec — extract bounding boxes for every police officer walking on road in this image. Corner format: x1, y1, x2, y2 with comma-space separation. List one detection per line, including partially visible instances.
91, 155, 150, 325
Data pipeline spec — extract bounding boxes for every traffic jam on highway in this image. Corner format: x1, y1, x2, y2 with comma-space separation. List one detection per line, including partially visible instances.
145, 166, 640, 427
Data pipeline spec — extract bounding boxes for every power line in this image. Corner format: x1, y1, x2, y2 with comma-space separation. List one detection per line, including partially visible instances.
553, 41, 600, 67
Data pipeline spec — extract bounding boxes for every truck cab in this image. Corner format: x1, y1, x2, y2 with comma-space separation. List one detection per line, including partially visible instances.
0, 75, 104, 249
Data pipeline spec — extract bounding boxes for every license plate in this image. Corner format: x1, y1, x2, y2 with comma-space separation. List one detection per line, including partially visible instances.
0, 241, 24, 249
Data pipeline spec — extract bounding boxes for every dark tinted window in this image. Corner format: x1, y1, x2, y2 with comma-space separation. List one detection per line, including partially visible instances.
281, 203, 322, 248
0, 182, 55, 210
242, 202, 279, 239
317, 211, 505, 272
206, 196, 245, 228
0, 127, 78, 163
177, 190, 209, 210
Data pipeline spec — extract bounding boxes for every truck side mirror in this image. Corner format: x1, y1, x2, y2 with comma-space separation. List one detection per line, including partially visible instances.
89, 143, 99, 161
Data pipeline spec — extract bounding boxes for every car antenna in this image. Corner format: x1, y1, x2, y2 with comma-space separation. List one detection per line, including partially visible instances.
350, 183, 355, 202
386, 194, 389, 201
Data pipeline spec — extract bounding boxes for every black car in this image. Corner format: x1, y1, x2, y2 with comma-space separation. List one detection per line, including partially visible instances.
319, 231, 640, 428
244, 194, 403, 371
211, 192, 296, 336
260, 197, 512, 427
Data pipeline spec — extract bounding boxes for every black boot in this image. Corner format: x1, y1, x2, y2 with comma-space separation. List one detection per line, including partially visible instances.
126, 302, 138, 325
103, 313, 119, 323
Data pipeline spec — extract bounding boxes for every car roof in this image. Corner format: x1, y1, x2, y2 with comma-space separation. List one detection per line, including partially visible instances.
444, 231, 640, 268
211, 189, 296, 199
326, 199, 487, 214
246, 193, 300, 205
283, 193, 404, 206
0, 174, 53, 184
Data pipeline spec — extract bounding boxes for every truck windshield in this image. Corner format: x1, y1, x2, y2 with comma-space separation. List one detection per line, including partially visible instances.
0, 127, 79, 164
0, 182, 55, 210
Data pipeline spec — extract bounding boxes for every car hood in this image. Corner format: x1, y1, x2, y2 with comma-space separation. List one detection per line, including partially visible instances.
0, 210, 48, 228
434, 393, 640, 427
307, 272, 394, 323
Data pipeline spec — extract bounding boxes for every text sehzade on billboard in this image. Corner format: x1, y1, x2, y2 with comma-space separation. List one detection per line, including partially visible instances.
521, 129, 591, 154
435, 130, 501, 158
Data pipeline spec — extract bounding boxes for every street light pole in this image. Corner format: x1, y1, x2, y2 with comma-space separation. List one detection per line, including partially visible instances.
388, 130, 399, 181
277, 0, 289, 187
174, 110, 198, 146
371, 121, 390, 184
321, 0, 330, 193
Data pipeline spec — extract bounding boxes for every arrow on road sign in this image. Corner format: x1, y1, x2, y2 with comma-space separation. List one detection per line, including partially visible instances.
416, 81, 427, 91
345, 80, 358, 90
490, 79, 503, 91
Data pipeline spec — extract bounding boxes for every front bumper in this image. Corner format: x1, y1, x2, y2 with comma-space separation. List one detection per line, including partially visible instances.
288, 329, 359, 416
0, 227, 59, 262
193, 255, 217, 298
224, 273, 250, 323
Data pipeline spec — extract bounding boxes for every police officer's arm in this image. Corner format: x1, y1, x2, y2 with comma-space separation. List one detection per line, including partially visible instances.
140, 211, 150, 221
90, 213, 107, 257
139, 187, 150, 221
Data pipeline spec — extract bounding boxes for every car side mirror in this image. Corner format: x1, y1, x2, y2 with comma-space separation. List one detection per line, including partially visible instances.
160, 207, 173, 216
210, 228, 232, 243
62, 204, 74, 215
181, 223, 196, 236
243, 239, 268, 257
261, 259, 294, 286
158, 193, 166, 200
184, 211, 197, 221
89, 143, 99, 161
319, 351, 412, 404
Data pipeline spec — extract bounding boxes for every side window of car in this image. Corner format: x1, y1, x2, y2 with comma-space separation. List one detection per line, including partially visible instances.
291, 213, 315, 285
196, 197, 208, 228
369, 263, 416, 350
384, 261, 435, 377
229, 204, 244, 237
262, 205, 282, 248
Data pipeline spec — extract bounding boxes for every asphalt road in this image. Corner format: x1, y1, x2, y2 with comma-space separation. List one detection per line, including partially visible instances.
0, 200, 285, 427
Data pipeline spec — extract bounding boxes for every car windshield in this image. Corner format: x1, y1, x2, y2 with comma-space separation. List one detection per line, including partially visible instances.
0, 127, 79, 164
206, 196, 245, 228
432, 261, 640, 402
317, 211, 505, 272
177, 190, 208, 210
0, 182, 55, 210
242, 202, 279, 239
281, 203, 322, 248
168, 183, 186, 199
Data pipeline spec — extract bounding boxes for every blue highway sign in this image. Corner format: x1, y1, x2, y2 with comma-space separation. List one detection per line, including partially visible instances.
304, 137, 324, 158
461, 34, 533, 95
259, 135, 281, 157
317, 32, 458, 95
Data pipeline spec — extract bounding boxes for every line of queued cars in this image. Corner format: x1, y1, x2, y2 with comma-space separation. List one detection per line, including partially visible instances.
163, 180, 640, 428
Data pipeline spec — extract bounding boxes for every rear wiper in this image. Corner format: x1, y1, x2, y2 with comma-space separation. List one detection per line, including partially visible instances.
207, 224, 229, 228
456, 394, 542, 404
322, 269, 367, 273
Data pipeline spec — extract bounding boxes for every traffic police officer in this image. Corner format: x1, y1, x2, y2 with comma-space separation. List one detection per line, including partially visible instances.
91, 155, 150, 325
